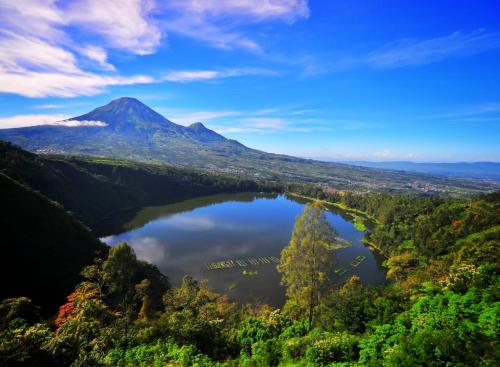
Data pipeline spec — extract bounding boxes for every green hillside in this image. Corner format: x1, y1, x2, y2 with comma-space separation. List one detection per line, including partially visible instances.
0, 172, 107, 313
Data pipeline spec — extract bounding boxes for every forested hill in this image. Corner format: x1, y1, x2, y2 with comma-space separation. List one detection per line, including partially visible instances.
0, 141, 280, 232
0, 172, 107, 312
1, 182, 498, 366
0, 97, 497, 194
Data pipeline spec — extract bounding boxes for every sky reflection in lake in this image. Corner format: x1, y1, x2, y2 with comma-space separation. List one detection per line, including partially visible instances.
102, 193, 386, 306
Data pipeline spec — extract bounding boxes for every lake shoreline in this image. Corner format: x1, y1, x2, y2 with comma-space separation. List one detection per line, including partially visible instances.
101, 192, 387, 306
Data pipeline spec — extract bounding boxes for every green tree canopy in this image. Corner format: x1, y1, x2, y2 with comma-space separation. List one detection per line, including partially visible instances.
278, 200, 337, 329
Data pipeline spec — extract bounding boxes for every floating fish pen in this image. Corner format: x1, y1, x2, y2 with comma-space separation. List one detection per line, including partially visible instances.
334, 268, 347, 276
205, 256, 280, 271
204, 260, 237, 270
350, 255, 366, 268
248, 258, 260, 266
242, 269, 258, 276
334, 268, 348, 276
331, 237, 352, 250
236, 260, 248, 267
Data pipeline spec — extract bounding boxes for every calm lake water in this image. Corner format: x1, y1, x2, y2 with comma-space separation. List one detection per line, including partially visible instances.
101, 193, 386, 306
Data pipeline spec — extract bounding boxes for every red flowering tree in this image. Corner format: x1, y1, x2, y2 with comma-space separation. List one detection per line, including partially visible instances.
54, 292, 82, 327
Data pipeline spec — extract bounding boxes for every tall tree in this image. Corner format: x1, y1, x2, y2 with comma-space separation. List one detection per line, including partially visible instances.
278, 200, 336, 329
102, 243, 138, 313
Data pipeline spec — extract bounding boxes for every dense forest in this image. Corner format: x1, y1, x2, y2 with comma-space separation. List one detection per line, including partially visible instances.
1, 160, 498, 366
0, 143, 498, 366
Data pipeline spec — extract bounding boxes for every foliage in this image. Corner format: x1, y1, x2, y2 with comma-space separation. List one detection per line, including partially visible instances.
0, 318, 52, 367
1, 155, 499, 367
359, 282, 500, 366
304, 332, 359, 366
278, 201, 337, 328
103, 340, 222, 367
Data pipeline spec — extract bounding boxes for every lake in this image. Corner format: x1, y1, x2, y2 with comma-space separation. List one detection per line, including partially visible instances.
101, 193, 386, 306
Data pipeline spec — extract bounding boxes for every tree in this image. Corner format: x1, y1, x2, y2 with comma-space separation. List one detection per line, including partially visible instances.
135, 279, 153, 321
278, 200, 336, 330
102, 243, 138, 313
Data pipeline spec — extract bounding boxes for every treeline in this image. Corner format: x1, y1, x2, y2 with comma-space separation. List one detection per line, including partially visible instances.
0, 141, 282, 230
287, 184, 499, 273
1, 189, 498, 366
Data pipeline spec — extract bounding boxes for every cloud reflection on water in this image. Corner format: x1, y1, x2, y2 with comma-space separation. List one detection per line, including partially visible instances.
100, 194, 386, 307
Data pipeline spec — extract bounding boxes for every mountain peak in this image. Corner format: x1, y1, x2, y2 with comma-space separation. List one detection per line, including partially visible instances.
187, 122, 225, 142
188, 122, 207, 130
108, 97, 144, 107
71, 97, 177, 131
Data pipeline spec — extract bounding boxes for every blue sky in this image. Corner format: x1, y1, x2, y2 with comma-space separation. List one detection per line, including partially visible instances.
0, 0, 499, 162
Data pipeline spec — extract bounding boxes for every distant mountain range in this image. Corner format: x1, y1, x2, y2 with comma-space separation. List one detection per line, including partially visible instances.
0, 97, 498, 194
346, 161, 500, 180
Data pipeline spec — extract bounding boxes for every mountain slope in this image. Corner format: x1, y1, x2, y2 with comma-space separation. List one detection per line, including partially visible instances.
0, 172, 108, 313
0, 97, 497, 194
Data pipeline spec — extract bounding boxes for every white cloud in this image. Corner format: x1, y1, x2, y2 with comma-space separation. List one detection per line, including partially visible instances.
0, 1, 66, 41
0, 0, 158, 97
163, 68, 280, 82
163, 70, 220, 82
0, 70, 154, 98
0, 0, 300, 98
0, 31, 80, 74
212, 116, 312, 134
165, 110, 240, 126
166, 0, 309, 21
373, 149, 393, 158
290, 109, 319, 115
0, 114, 108, 128
76, 45, 116, 71
33, 104, 66, 109
53, 120, 107, 127
300, 29, 500, 76
366, 30, 500, 68
421, 101, 500, 120
0, 114, 69, 128
239, 117, 289, 130
64, 0, 161, 55
161, 0, 309, 51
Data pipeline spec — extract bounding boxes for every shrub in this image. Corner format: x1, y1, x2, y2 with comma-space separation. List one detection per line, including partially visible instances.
103, 340, 220, 367
251, 338, 282, 367
235, 317, 278, 353
281, 335, 314, 361
305, 333, 359, 366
